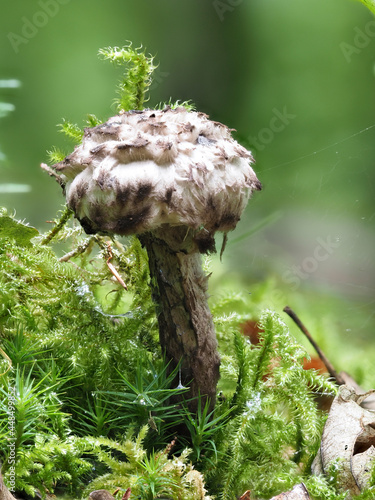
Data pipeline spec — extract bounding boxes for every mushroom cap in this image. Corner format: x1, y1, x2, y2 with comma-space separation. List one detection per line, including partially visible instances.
54, 106, 261, 238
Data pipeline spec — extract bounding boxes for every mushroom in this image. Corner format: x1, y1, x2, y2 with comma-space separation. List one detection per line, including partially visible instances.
52, 106, 261, 409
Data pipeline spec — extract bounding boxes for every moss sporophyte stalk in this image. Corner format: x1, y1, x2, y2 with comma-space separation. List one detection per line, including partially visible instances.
43, 45, 261, 410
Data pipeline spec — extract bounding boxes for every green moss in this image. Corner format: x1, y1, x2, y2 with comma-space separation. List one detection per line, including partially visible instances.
1, 44, 373, 499
358, 0, 375, 15
99, 43, 156, 112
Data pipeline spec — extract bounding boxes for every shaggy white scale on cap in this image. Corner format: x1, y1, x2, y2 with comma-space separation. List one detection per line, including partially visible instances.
55, 106, 261, 242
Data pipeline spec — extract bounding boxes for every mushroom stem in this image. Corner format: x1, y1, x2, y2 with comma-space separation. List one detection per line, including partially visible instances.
139, 226, 220, 411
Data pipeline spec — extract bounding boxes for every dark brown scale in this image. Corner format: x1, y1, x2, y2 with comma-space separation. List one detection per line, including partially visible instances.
117, 137, 149, 149
94, 122, 121, 138
211, 120, 227, 129
89, 203, 106, 226
83, 127, 93, 138
218, 213, 239, 228
77, 216, 97, 235
116, 206, 152, 234
116, 143, 132, 150
235, 145, 252, 158
90, 144, 106, 155
164, 188, 174, 206
115, 185, 131, 205
197, 134, 217, 146
69, 180, 89, 209
156, 140, 172, 150
96, 170, 110, 190
55, 156, 72, 172
195, 162, 208, 174
149, 122, 167, 131
188, 166, 194, 182
194, 231, 216, 254
215, 147, 228, 161
207, 196, 216, 211
183, 122, 195, 132
135, 182, 153, 201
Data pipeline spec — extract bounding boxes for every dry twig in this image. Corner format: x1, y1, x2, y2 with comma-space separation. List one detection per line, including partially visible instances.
283, 306, 345, 385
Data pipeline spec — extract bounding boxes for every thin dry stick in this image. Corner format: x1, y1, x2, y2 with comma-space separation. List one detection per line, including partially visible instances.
40, 162, 65, 187
59, 237, 94, 262
0, 347, 11, 376
283, 305, 345, 385
105, 241, 128, 290
121, 488, 131, 500
94, 237, 128, 290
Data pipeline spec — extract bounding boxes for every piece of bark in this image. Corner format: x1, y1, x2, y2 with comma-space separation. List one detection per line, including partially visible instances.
270, 483, 310, 499
0, 473, 17, 500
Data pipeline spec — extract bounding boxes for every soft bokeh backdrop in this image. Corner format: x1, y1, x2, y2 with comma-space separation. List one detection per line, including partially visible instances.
1, 0, 374, 371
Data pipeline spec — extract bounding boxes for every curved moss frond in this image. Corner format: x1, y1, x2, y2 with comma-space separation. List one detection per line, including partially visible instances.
357, 0, 375, 15
99, 43, 157, 111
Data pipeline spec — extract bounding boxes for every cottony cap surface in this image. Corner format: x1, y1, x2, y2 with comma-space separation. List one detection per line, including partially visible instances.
54, 106, 261, 246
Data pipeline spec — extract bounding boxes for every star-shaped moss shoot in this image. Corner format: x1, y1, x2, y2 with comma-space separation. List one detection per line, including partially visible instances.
45, 44, 261, 410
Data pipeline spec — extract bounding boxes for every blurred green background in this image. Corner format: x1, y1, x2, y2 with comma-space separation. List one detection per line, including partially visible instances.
1, 0, 374, 372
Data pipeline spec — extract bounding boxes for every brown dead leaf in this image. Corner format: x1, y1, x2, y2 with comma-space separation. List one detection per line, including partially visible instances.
312, 384, 375, 497
0, 472, 17, 500
121, 488, 131, 500
270, 482, 310, 499
339, 372, 375, 411
240, 319, 262, 345
239, 490, 251, 500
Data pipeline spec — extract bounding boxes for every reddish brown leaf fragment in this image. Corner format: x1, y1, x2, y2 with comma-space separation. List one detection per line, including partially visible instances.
239, 490, 251, 500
